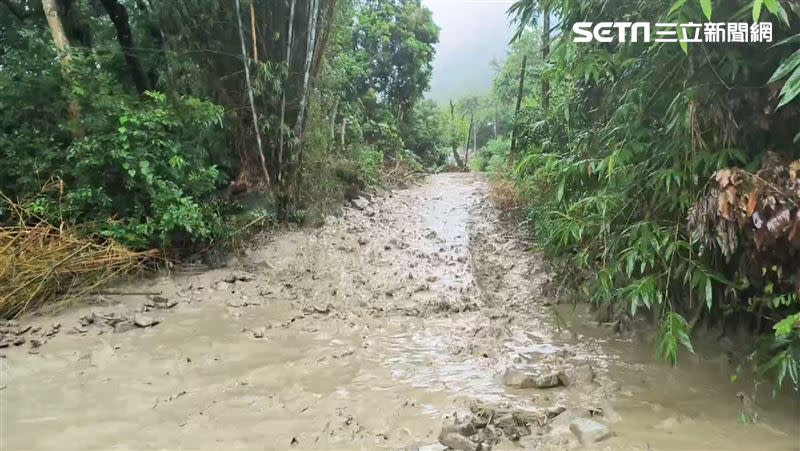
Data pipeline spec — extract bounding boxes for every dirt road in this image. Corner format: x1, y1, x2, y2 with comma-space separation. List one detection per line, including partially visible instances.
2, 173, 798, 450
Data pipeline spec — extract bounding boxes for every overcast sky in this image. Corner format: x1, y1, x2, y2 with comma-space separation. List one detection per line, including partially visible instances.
422, 0, 515, 104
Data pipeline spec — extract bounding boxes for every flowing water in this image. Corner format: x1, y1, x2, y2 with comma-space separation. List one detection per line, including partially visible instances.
1, 173, 798, 450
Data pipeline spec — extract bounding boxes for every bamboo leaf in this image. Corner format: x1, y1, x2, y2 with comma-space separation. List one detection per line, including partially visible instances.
777, 65, 800, 108
669, 0, 688, 15
753, 0, 764, 22
768, 49, 800, 83
700, 0, 712, 20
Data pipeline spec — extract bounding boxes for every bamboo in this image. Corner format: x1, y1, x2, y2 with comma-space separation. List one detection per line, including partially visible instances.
235, 0, 271, 186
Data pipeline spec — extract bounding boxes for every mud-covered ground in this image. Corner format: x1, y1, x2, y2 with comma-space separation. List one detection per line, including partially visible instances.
1, 173, 798, 450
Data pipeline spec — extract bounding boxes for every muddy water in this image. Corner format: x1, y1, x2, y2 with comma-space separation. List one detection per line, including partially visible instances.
1, 173, 798, 450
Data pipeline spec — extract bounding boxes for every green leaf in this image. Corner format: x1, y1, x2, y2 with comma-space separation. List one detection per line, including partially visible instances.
677, 22, 689, 54
769, 50, 800, 83
753, 0, 764, 21
700, 0, 713, 20
669, 0, 688, 15
774, 313, 800, 337
763, 0, 778, 14
772, 34, 800, 48
705, 276, 713, 310
777, 63, 800, 108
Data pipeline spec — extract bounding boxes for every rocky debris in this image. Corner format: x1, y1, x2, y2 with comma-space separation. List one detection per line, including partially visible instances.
243, 325, 271, 339
502, 366, 562, 389
302, 304, 331, 315
569, 418, 613, 445
558, 364, 594, 387
227, 298, 260, 308
144, 295, 179, 310
0, 321, 60, 350
222, 272, 255, 284
436, 402, 551, 450
350, 196, 370, 210
133, 314, 159, 328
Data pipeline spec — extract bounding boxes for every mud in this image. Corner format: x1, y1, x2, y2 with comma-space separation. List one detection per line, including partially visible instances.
1, 173, 798, 450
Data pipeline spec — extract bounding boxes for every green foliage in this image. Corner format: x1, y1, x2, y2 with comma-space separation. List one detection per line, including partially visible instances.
471, 138, 511, 173
657, 311, 695, 364
502, 0, 800, 391
0, 41, 228, 249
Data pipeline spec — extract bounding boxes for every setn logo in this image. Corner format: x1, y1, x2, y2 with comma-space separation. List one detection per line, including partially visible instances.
572, 22, 773, 44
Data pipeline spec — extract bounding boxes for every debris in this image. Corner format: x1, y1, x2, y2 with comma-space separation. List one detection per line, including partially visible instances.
114, 321, 137, 334
502, 366, 561, 389
133, 315, 159, 328
569, 418, 613, 445
558, 364, 594, 387
146, 295, 178, 309
222, 272, 255, 283
350, 197, 370, 210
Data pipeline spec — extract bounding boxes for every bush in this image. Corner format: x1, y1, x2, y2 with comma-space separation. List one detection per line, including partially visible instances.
470, 138, 510, 173
0, 45, 229, 249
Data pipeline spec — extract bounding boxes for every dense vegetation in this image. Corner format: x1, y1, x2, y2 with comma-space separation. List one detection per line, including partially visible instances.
466, 0, 800, 392
0, 0, 441, 251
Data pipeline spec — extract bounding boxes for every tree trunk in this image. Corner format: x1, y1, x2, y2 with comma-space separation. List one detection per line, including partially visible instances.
449, 99, 464, 169
494, 104, 498, 139
277, 0, 297, 184
250, 1, 258, 62
42, 0, 82, 136
99, 0, 150, 94
541, 6, 550, 114
311, 0, 337, 78
42, 0, 70, 51
294, 0, 319, 139
465, 114, 473, 166
330, 98, 339, 143
235, 0, 271, 187
508, 54, 527, 166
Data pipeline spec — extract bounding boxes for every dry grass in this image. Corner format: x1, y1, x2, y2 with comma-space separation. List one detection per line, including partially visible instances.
0, 197, 156, 318
489, 179, 523, 215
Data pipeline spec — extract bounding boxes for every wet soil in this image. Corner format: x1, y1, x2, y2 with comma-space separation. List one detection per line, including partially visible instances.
1, 173, 798, 450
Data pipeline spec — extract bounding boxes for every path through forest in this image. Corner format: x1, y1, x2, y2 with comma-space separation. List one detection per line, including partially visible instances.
1, 174, 799, 450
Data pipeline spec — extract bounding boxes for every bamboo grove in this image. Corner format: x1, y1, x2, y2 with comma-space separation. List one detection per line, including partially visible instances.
467, 0, 799, 392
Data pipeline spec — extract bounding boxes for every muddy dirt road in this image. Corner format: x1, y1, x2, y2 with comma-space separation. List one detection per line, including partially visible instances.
2, 173, 799, 450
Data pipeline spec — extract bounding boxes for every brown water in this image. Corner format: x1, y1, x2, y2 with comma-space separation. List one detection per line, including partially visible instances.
1, 173, 798, 450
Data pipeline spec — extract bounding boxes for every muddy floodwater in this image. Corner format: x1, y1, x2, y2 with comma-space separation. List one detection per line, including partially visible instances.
1, 173, 799, 450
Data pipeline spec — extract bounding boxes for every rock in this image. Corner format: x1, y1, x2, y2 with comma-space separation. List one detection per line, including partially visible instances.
133, 315, 159, 328
357, 237, 368, 246
494, 414, 517, 430
533, 372, 561, 388
222, 272, 255, 283
545, 406, 567, 419
502, 367, 535, 388
350, 197, 369, 210
441, 418, 476, 437
503, 366, 561, 389
148, 295, 178, 309
113, 321, 137, 334
472, 424, 499, 446
569, 418, 613, 445
16, 325, 31, 335
438, 431, 479, 451
12, 336, 25, 346
558, 364, 594, 387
